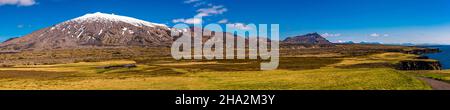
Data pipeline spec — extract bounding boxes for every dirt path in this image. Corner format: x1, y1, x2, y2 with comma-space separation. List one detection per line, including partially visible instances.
418, 77, 450, 90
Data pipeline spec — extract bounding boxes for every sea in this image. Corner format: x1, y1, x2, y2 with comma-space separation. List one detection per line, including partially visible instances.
423, 45, 450, 69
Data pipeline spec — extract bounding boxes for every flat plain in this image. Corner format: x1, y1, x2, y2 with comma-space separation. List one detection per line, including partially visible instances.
0, 44, 439, 90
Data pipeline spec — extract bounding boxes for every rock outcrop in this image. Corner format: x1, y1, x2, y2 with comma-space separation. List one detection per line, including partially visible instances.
396, 60, 442, 70
403, 48, 440, 54
396, 47, 443, 70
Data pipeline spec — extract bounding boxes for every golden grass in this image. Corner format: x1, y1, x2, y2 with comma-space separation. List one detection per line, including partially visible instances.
0, 68, 430, 90
156, 61, 220, 66
0, 60, 136, 72
411, 70, 450, 83
330, 52, 419, 67
0, 53, 432, 90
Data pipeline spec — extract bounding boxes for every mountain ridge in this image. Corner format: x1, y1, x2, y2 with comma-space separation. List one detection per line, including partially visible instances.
1, 13, 338, 51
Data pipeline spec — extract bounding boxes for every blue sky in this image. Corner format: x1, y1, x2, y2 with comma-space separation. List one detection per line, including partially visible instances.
1, 0, 450, 44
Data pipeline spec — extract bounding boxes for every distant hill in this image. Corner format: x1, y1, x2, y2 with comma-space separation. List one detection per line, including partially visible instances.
359, 41, 382, 45
283, 33, 333, 45
336, 41, 355, 44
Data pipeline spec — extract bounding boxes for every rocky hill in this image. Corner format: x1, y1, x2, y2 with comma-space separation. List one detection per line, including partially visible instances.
283, 33, 333, 45
0, 12, 174, 50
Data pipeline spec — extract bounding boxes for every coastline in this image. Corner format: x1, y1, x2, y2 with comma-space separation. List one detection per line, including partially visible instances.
395, 47, 444, 70
419, 45, 450, 70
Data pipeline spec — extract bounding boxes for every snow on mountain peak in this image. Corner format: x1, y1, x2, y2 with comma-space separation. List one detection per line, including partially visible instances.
70, 12, 168, 28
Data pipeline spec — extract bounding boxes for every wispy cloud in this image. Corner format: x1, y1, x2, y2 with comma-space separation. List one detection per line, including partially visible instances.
370, 33, 389, 37
174, 1, 228, 24
175, 0, 250, 28
321, 33, 341, 37
370, 33, 380, 37
195, 5, 227, 17
172, 18, 203, 24
184, 0, 200, 4
193, 1, 206, 7
218, 19, 228, 24
227, 23, 253, 30
0, 0, 36, 6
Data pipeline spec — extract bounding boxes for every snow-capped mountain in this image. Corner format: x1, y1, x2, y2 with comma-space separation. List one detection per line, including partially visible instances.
68, 12, 169, 29
0, 12, 174, 50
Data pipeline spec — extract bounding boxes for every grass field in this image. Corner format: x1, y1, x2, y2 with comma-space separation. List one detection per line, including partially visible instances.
0, 51, 433, 90
410, 70, 450, 83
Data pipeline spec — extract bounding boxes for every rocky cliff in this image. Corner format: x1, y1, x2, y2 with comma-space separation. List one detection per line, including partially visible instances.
403, 48, 440, 55
396, 60, 442, 70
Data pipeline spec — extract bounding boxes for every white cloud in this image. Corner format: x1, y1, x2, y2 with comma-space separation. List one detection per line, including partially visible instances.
195, 5, 227, 17
0, 0, 36, 6
177, 1, 248, 28
172, 18, 203, 24
172, 19, 185, 23
184, 0, 200, 4
218, 19, 228, 24
193, 2, 206, 7
370, 33, 389, 37
321, 33, 341, 37
370, 33, 380, 37
173, 4, 228, 25
228, 23, 253, 30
